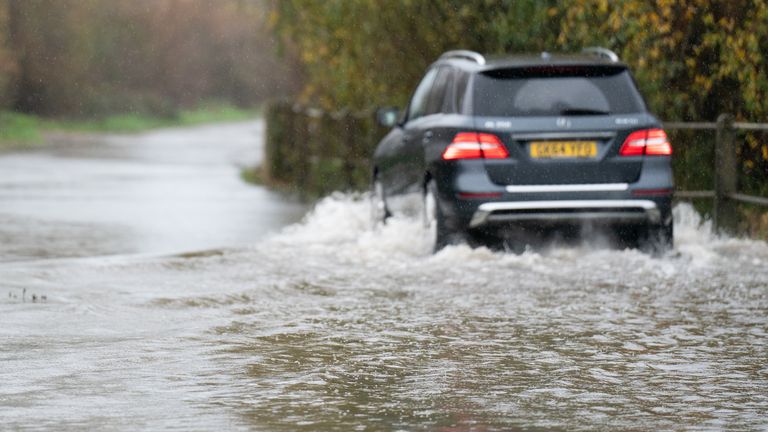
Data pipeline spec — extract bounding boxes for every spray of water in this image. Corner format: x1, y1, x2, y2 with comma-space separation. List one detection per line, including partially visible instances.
265, 193, 768, 269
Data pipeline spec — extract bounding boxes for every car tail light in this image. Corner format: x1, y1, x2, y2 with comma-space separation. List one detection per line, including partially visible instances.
632, 188, 674, 197
442, 132, 509, 160
644, 129, 673, 155
619, 128, 672, 156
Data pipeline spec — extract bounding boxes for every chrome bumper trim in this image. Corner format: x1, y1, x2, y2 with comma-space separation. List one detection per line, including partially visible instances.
469, 200, 660, 227
505, 183, 629, 193
512, 131, 616, 140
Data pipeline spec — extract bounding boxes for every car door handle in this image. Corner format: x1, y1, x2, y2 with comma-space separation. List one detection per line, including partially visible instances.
422, 131, 433, 143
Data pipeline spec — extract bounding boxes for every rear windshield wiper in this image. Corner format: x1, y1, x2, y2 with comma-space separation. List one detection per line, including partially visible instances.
559, 108, 610, 116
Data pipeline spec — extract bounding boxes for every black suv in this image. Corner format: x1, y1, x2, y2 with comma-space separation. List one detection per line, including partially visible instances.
372, 48, 673, 253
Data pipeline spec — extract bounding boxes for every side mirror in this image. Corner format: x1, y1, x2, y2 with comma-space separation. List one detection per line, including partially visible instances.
376, 107, 401, 128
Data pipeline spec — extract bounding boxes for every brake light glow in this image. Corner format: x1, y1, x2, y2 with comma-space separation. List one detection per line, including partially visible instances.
442, 132, 508, 160
632, 188, 674, 197
645, 129, 673, 155
619, 129, 672, 156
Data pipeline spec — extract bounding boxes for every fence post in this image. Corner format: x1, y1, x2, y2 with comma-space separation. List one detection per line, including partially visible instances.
268, 103, 288, 184
262, 103, 274, 183
342, 114, 356, 189
295, 108, 310, 199
714, 113, 738, 233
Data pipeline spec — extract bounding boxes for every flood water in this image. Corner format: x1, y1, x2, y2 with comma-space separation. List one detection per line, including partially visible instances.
0, 121, 307, 262
1, 122, 767, 431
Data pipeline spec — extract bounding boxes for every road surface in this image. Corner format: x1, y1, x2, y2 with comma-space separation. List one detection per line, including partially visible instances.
0, 121, 306, 262
0, 121, 766, 431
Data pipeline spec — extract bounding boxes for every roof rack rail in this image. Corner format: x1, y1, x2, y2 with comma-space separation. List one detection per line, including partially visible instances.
439, 50, 486, 65
582, 47, 620, 62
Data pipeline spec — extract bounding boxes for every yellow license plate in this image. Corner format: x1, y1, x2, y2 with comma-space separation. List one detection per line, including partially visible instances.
530, 141, 598, 158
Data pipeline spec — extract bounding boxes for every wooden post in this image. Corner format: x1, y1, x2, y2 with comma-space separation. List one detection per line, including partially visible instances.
714, 113, 738, 233
343, 114, 356, 190
280, 104, 292, 181
263, 102, 285, 183
294, 108, 310, 199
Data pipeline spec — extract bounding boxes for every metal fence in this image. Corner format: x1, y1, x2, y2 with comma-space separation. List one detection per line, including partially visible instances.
666, 114, 768, 232
264, 102, 388, 197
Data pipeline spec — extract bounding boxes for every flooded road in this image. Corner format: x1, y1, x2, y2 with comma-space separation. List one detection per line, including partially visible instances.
0, 121, 307, 262
1, 123, 767, 431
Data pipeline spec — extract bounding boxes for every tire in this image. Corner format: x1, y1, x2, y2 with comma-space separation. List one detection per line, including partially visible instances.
643, 221, 674, 256
371, 178, 390, 227
617, 222, 673, 255
616, 225, 642, 250
424, 180, 454, 252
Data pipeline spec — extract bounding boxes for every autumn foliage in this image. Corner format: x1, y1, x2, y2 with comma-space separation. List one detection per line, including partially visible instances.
271, 0, 768, 123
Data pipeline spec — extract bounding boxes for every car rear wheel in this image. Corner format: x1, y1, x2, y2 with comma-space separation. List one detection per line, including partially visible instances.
424, 180, 453, 252
618, 221, 673, 255
371, 178, 390, 227
642, 222, 674, 256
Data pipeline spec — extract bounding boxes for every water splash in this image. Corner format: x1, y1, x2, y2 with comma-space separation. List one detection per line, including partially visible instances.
267, 193, 768, 267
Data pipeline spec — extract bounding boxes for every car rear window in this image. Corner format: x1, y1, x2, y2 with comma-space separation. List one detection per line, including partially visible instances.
472, 66, 646, 117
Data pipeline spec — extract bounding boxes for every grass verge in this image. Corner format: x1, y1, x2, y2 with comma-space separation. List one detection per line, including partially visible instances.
240, 166, 267, 186
0, 112, 44, 150
0, 104, 260, 151
240, 165, 309, 200
49, 104, 260, 133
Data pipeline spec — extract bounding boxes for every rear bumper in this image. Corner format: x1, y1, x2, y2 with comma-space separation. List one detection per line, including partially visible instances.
468, 199, 661, 228
431, 157, 674, 231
